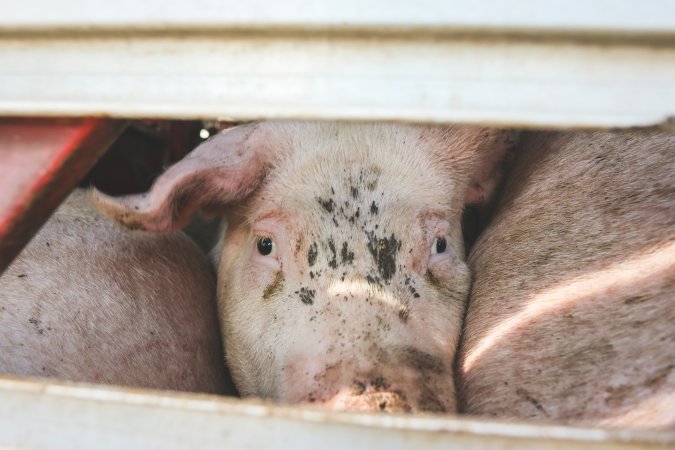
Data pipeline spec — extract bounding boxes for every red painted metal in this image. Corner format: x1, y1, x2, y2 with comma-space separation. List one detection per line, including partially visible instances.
0, 118, 126, 274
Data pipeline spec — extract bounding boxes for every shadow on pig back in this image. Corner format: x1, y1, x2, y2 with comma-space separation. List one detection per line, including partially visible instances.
459, 129, 675, 430
0, 189, 235, 395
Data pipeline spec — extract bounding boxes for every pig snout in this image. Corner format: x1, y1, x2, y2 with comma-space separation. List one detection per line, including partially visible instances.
327, 386, 411, 413
283, 357, 448, 413
278, 288, 454, 415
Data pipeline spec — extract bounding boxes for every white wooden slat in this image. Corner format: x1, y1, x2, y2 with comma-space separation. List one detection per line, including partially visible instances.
2, 0, 674, 35
0, 376, 672, 450
0, 34, 673, 128
1, 1, 673, 127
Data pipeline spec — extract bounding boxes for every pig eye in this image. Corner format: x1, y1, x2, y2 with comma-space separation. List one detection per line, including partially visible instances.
432, 237, 447, 254
257, 237, 275, 256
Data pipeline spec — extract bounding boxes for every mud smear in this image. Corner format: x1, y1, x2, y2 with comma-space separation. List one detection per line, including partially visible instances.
398, 306, 410, 323
516, 388, 548, 416
262, 272, 285, 300
403, 347, 445, 375
317, 197, 336, 213
327, 239, 338, 269
340, 242, 355, 266
365, 231, 401, 281
299, 287, 316, 305
307, 242, 318, 267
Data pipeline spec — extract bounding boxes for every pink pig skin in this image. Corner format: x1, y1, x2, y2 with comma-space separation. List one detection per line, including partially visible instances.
459, 129, 675, 430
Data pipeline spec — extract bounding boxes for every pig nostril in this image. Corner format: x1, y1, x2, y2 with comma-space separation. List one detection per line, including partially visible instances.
326, 389, 412, 413
351, 380, 366, 395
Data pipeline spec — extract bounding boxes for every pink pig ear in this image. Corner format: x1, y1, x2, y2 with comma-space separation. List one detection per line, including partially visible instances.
463, 129, 517, 206
91, 122, 279, 232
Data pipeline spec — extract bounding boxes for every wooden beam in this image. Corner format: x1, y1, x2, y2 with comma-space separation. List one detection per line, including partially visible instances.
0, 1, 673, 128
0, 376, 671, 450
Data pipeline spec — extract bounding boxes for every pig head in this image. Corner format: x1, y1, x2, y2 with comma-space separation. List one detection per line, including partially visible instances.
93, 121, 512, 413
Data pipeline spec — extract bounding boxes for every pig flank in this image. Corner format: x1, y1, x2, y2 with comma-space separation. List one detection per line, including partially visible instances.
459, 129, 675, 429
93, 122, 513, 412
0, 190, 231, 394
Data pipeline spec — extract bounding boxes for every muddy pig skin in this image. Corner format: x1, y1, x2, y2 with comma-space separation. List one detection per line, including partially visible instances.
93, 121, 513, 413
458, 129, 674, 429
0, 189, 231, 394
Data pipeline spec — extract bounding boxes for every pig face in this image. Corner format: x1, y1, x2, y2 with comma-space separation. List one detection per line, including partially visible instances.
93, 121, 512, 413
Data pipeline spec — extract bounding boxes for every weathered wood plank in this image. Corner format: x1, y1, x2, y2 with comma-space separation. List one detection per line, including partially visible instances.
0, 376, 672, 450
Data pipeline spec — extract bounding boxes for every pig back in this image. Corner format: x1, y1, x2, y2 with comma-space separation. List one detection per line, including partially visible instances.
0, 189, 231, 394
459, 129, 675, 429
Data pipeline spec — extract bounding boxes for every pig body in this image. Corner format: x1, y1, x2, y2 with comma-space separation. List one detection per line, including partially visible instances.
459, 129, 675, 429
94, 121, 513, 412
0, 189, 230, 394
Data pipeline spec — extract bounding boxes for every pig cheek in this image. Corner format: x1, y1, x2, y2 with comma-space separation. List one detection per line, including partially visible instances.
427, 246, 471, 296
413, 256, 470, 371
399, 301, 462, 412
218, 234, 285, 398
272, 301, 344, 403
220, 275, 286, 398
276, 354, 344, 404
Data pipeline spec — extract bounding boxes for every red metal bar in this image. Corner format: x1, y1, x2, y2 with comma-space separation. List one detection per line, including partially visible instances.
0, 118, 126, 274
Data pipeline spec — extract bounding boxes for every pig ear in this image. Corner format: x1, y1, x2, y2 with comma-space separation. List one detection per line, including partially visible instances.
91, 122, 279, 232
464, 129, 517, 206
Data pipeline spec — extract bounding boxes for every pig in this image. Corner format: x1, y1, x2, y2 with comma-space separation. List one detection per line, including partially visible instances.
0, 189, 231, 394
92, 121, 514, 412
458, 129, 675, 429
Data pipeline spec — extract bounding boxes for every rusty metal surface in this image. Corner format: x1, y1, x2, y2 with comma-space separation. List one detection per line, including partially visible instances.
0, 118, 125, 274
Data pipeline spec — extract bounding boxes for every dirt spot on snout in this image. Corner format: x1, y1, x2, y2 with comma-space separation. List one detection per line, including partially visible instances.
299, 345, 450, 413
